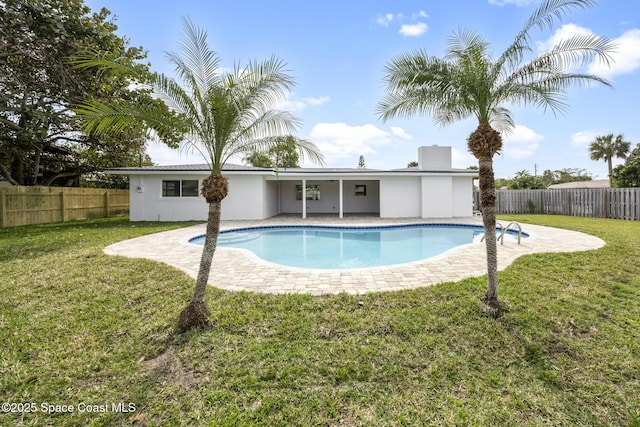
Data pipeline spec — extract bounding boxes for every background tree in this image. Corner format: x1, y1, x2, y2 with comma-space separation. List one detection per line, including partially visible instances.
539, 168, 592, 187
589, 133, 631, 182
508, 170, 544, 189
244, 135, 303, 168
358, 155, 366, 168
0, 0, 156, 186
494, 177, 511, 189
378, 0, 614, 315
244, 151, 274, 168
611, 143, 640, 187
75, 20, 323, 331
407, 161, 419, 168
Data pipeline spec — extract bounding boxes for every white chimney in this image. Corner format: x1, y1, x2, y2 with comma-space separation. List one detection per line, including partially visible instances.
417, 145, 452, 170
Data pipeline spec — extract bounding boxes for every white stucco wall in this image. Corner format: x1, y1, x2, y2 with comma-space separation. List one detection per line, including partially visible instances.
421, 176, 453, 218
220, 175, 265, 220
342, 180, 380, 214
277, 181, 299, 213
452, 177, 474, 217
125, 155, 475, 221
129, 174, 268, 221
379, 177, 421, 218
379, 175, 473, 219
129, 174, 209, 221
263, 180, 278, 218
418, 146, 451, 170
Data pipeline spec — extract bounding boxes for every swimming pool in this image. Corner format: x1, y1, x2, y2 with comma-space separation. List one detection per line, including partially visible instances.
189, 224, 527, 270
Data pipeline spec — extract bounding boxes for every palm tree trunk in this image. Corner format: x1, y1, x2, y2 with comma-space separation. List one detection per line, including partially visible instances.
176, 202, 218, 331
478, 155, 507, 317
468, 123, 505, 316
478, 156, 499, 305
177, 172, 228, 332
192, 199, 222, 303
607, 157, 613, 182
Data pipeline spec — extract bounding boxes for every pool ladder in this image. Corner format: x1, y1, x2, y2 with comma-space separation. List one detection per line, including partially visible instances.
481, 221, 523, 245
498, 221, 523, 245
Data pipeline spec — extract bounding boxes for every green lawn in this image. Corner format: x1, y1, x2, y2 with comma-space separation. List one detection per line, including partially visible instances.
1, 215, 638, 426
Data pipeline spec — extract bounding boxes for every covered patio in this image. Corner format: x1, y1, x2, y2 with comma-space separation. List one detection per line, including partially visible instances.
269, 174, 380, 218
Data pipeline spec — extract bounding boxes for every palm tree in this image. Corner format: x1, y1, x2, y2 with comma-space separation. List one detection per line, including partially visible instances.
589, 133, 631, 182
378, 0, 614, 315
75, 20, 324, 331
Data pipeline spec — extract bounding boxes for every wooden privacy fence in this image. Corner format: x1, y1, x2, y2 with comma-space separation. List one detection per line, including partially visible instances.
0, 186, 129, 228
473, 188, 640, 220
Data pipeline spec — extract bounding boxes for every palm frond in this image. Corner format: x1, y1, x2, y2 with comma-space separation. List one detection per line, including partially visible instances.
170, 17, 222, 97
487, 107, 515, 134
445, 28, 491, 62
527, 0, 597, 33
74, 20, 323, 172
74, 100, 187, 148
378, 52, 460, 122
543, 33, 616, 70
71, 50, 153, 82
498, 0, 598, 72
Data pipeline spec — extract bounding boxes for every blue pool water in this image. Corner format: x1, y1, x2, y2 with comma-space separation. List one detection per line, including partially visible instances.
189, 224, 527, 270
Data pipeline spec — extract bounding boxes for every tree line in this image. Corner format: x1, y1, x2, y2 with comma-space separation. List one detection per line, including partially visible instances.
497, 133, 639, 189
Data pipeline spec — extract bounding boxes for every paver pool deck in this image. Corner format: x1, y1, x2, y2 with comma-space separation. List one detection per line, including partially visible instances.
104, 216, 605, 295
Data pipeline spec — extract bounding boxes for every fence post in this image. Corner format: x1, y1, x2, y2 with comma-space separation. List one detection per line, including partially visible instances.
60, 191, 66, 222
104, 191, 110, 217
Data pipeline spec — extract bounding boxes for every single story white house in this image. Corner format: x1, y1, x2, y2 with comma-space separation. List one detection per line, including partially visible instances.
108, 145, 478, 221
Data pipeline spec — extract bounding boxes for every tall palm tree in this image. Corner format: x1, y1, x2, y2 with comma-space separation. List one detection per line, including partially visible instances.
589, 133, 631, 182
75, 20, 324, 331
378, 0, 614, 315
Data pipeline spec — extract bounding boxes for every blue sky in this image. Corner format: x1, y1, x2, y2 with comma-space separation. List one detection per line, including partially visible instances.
85, 0, 640, 179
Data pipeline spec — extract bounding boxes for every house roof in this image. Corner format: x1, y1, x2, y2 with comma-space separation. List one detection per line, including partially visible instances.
106, 163, 478, 178
548, 179, 610, 189
108, 163, 272, 172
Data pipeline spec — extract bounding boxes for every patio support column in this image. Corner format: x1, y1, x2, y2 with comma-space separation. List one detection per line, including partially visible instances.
339, 179, 344, 218
302, 179, 307, 219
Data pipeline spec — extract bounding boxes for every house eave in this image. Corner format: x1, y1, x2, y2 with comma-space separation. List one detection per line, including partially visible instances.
106, 168, 478, 179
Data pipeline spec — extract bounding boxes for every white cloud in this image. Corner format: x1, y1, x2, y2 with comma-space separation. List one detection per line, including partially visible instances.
147, 142, 207, 166
412, 11, 428, 19
303, 96, 330, 106
399, 22, 428, 37
376, 11, 429, 37
570, 130, 603, 148
279, 94, 330, 113
589, 29, 640, 79
536, 24, 590, 53
488, 0, 537, 6
502, 125, 543, 159
376, 13, 394, 26
452, 147, 477, 169
390, 126, 413, 140
308, 123, 408, 165
537, 25, 640, 79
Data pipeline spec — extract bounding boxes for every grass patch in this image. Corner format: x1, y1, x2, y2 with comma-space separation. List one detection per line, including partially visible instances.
1, 215, 638, 426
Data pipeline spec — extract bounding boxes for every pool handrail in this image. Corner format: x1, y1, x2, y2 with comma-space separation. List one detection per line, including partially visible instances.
498, 222, 523, 245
